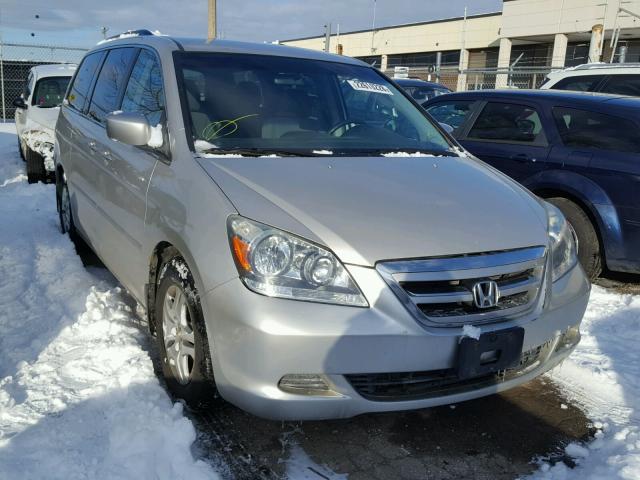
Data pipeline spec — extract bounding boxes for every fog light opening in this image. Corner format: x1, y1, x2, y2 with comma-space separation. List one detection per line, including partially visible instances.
278, 374, 340, 397
556, 325, 581, 351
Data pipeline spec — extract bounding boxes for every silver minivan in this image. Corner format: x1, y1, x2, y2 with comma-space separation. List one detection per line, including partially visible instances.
55, 31, 590, 420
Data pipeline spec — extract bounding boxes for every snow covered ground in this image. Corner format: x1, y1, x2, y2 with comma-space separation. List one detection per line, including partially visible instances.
0, 121, 638, 479
529, 287, 640, 479
0, 123, 217, 479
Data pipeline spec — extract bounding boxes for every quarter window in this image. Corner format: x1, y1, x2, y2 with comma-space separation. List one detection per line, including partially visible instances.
468, 102, 544, 143
88, 47, 138, 123
552, 107, 640, 153
67, 51, 105, 112
121, 49, 165, 126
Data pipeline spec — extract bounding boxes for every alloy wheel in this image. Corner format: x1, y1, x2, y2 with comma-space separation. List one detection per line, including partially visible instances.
162, 284, 196, 385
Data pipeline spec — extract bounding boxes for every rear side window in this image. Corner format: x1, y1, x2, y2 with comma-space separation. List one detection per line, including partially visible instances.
426, 100, 476, 133
552, 107, 640, 153
550, 75, 602, 92
32, 77, 71, 107
121, 49, 165, 126
67, 52, 105, 112
600, 75, 640, 96
468, 102, 545, 143
88, 47, 138, 123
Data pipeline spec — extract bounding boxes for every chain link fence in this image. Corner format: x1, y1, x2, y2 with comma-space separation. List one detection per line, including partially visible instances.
385, 66, 553, 93
0, 42, 88, 121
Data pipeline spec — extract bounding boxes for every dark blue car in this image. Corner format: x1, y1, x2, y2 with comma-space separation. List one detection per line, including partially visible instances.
394, 78, 451, 107
424, 89, 640, 279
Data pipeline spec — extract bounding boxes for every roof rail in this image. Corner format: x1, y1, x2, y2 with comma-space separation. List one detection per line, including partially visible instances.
104, 29, 155, 41
571, 62, 640, 71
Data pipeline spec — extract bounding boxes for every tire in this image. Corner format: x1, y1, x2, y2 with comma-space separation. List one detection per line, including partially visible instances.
26, 147, 46, 184
18, 138, 26, 162
546, 197, 602, 280
57, 174, 77, 240
155, 256, 217, 408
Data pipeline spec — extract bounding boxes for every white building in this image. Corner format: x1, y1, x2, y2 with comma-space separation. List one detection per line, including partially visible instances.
282, 0, 640, 90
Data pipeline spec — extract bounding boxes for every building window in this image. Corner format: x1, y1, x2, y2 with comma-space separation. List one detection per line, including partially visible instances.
387, 50, 460, 68
565, 43, 590, 67
510, 44, 553, 68
354, 55, 382, 68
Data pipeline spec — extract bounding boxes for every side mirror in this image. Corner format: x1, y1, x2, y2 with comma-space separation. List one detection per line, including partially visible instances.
13, 97, 27, 109
106, 112, 150, 146
439, 122, 455, 135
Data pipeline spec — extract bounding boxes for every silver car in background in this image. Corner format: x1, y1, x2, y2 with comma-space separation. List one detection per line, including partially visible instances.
55, 31, 590, 420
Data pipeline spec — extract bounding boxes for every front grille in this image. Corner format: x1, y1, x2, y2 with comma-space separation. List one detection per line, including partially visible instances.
377, 246, 547, 327
346, 343, 549, 402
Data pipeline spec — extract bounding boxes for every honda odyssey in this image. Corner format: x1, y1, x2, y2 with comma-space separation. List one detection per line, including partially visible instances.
54, 31, 590, 420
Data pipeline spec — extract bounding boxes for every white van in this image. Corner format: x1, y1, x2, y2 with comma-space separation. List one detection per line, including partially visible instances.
14, 64, 76, 183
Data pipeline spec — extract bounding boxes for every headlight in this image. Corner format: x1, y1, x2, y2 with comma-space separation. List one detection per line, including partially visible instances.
227, 215, 368, 307
545, 203, 578, 282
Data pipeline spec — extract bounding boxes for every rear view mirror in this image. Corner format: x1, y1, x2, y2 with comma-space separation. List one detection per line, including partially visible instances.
106, 112, 150, 146
13, 97, 27, 109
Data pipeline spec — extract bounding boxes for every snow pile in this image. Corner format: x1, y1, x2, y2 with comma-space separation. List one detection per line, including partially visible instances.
21, 129, 55, 171
381, 151, 438, 157
148, 123, 164, 148
528, 286, 640, 480
0, 123, 217, 479
461, 324, 481, 341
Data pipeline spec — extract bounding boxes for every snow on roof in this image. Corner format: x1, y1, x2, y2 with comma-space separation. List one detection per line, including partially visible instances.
31, 64, 77, 78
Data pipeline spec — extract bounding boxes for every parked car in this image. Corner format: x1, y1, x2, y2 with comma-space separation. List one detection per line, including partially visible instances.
55, 32, 589, 420
541, 63, 640, 96
14, 64, 76, 183
395, 78, 451, 106
424, 89, 640, 279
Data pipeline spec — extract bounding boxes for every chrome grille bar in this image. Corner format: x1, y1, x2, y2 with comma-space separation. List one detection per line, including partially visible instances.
377, 246, 548, 327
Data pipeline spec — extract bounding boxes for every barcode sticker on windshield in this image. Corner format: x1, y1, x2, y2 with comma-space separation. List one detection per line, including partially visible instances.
347, 80, 394, 95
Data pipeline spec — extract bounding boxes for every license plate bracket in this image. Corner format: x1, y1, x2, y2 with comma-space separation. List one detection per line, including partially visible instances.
457, 327, 525, 380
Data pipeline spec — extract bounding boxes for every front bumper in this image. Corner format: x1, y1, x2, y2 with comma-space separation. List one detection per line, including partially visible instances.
202, 262, 590, 420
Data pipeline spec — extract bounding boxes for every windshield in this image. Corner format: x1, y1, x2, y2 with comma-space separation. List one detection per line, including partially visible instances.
174, 52, 452, 156
33, 76, 71, 108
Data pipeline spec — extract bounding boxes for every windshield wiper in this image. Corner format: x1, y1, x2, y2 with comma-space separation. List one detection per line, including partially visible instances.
198, 147, 319, 157
330, 148, 458, 157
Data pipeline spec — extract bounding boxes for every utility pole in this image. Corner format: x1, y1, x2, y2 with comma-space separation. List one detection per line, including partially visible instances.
324, 23, 331, 52
208, 0, 217, 42
371, 0, 377, 54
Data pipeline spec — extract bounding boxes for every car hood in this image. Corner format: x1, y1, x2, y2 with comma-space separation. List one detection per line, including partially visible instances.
197, 154, 549, 267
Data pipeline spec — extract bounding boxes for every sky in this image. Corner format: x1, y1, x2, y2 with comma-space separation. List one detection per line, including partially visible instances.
0, 0, 502, 47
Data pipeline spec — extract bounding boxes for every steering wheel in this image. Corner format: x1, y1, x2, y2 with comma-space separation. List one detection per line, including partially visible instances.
329, 120, 362, 137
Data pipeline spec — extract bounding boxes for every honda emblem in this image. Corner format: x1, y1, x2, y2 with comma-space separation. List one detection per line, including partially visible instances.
472, 280, 500, 309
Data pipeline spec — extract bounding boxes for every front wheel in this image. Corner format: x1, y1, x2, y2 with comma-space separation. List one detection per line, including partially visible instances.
156, 257, 217, 407
546, 197, 602, 280
57, 174, 77, 240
